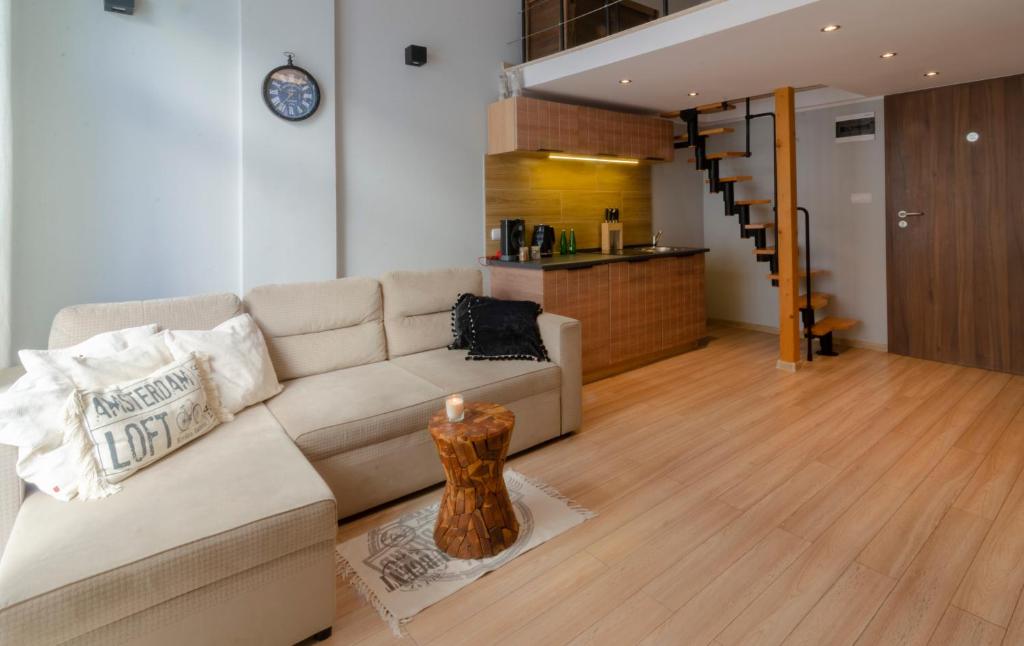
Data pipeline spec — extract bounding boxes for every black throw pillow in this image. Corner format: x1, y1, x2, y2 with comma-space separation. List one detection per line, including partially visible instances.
465, 297, 549, 362
448, 293, 479, 350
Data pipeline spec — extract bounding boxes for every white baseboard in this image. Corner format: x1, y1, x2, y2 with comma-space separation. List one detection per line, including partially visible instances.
708, 318, 889, 353
776, 359, 800, 372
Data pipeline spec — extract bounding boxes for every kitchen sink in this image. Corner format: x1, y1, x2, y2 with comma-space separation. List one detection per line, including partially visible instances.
637, 246, 688, 253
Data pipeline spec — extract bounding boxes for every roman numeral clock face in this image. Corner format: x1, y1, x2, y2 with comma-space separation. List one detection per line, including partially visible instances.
263, 64, 320, 121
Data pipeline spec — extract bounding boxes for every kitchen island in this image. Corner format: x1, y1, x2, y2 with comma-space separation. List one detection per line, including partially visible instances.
489, 247, 709, 382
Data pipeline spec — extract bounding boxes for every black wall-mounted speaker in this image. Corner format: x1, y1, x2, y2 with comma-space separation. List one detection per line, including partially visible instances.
105, 0, 135, 15
405, 45, 427, 67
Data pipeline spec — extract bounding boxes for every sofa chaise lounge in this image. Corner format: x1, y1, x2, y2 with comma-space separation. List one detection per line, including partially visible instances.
0, 267, 582, 645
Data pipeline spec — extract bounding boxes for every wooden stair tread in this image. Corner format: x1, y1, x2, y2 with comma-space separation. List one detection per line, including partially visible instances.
810, 316, 859, 336
744, 222, 774, 229
799, 292, 831, 310
687, 151, 748, 162
697, 101, 736, 114
736, 199, 772, 206
753, 247, 776, 255
707, 151, 748, 160
706, 175, 753, 184
767, 269, 826, 280
659, 102, 735, 119
675, 127, 735, 143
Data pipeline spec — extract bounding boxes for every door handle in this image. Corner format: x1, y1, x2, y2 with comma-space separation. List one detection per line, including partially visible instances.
898, 210, 925, 218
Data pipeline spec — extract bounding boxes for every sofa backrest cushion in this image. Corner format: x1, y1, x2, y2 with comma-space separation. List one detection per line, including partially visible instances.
48, 293, 243, 350
380, 268, 483, 358
245, 277, 386, 380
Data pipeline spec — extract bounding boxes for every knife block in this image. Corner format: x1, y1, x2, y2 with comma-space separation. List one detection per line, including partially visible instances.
601, 222, 623, 254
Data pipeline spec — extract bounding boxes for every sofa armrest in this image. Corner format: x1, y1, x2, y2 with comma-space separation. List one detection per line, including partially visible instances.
0, 366, 25, 558
537, 313, 581, 434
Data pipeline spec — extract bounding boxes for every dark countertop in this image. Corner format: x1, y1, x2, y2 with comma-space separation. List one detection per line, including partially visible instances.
487, 246, 710, 271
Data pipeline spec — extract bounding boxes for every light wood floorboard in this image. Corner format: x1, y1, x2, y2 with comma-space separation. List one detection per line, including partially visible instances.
319, 327, 1024, 646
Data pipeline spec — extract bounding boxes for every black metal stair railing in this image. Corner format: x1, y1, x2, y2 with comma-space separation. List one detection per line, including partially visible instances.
798, 207, 813, 362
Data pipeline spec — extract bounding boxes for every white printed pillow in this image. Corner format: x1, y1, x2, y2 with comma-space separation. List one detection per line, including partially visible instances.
64, 353, 228, 498
60, 332, 174, 390
162, 314, 282, 414
18, 324, 159, 377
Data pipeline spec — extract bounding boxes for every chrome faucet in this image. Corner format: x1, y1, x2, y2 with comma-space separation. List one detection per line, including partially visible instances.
652, 230, 663, 247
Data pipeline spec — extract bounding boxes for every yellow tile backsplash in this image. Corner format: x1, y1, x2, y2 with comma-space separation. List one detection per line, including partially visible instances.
484, 153, 652, 256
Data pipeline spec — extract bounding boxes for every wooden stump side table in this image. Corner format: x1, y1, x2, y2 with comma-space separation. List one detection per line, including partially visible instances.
428, 402, 519, 559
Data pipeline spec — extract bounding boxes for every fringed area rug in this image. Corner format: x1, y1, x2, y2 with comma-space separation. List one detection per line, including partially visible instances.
336, 469, 595, 636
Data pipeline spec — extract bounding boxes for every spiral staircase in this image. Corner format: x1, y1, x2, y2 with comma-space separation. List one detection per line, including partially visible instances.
661, 99, 859, 361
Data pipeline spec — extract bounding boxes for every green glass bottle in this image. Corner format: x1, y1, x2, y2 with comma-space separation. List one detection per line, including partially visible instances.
569, 228, 577, 255
559, 229, 568, 255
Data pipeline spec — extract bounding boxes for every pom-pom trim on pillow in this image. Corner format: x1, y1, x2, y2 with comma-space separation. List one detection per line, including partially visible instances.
464, 298, 550, 362
448, 292, 476, 350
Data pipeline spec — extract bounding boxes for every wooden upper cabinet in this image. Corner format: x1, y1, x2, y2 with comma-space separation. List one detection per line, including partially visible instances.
487, 97, 673, 161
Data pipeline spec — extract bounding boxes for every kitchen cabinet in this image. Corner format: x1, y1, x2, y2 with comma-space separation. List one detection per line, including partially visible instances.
543, 264, 611, 376
489, 252, 706, 382
608, 256, 706, 365
487, 96, 674, 161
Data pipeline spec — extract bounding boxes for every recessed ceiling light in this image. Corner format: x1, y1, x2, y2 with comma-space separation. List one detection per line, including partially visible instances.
821, 24, 840, 32
619, 78, 632, 85
924, 70, 939, 77
688, 91, 699, 97
880, 51, 897, 59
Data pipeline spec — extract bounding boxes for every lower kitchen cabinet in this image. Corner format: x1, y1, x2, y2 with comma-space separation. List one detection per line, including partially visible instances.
490, 254, 707, 382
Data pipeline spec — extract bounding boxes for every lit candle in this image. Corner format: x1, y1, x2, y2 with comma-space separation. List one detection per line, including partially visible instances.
445, 394, 465, 422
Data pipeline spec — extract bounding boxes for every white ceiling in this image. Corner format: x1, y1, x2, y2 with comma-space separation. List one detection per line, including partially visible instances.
515, 0, 1024, 113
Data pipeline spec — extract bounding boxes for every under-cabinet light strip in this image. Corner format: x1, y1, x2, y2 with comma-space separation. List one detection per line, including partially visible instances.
548, 153, 640, 165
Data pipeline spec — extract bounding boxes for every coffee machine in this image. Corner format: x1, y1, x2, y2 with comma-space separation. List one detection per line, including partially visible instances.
499, 219, 526, 261
532, 224, 555, 257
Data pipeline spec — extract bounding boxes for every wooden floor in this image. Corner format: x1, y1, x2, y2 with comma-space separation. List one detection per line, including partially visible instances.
325, 326, 1024, 646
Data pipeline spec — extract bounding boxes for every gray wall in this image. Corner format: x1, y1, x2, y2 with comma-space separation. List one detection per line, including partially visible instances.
240, 0, 336, 292
652, 147, 705, 248
652, 98, 888, 347
12, 1, 241, 352
336, 0, 521, 279
11, 0, 337, 352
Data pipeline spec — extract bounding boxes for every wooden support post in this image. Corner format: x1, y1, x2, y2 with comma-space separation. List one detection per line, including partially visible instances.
774, 87, 800, 371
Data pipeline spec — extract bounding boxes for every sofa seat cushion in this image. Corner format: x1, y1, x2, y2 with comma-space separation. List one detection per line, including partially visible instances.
266, 361, 447, 461
391, 348, 560, 410
0, 405, 336, 646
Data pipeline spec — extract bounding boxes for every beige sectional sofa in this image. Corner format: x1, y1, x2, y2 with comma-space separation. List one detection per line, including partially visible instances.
0, 268, 581, 645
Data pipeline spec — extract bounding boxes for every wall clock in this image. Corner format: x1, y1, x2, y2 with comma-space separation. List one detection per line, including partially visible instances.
263, 52, 320, 121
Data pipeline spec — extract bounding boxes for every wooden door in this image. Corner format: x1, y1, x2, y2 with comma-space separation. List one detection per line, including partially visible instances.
524, 0, 562, 61
885, 74, 1024, 374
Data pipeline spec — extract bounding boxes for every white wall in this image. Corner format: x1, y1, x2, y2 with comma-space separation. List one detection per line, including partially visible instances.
12, 1, 241, 352
652, 145, 704, 248
652, 98, 888, 347
0, 0, 11, 365
336, 0, 521, 278
11, 0, 336, 352
241, 0, 336, 292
